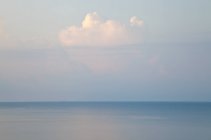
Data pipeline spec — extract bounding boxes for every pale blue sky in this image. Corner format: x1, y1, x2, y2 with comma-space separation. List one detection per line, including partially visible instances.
1, 0, 210, 43
0, 0, 211, 101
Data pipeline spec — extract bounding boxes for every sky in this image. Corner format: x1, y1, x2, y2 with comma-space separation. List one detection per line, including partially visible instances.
0, 0, 211, 101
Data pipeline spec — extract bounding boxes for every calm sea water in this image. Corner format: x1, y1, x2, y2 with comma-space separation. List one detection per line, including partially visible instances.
0, 102, 211, 140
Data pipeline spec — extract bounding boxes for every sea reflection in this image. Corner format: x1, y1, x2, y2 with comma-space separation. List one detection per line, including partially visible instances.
63, 115, 121, 140
0, 102, 211, 140
0, 108, 122, 140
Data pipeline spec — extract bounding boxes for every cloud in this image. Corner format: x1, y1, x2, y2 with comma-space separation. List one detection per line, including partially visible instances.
58, 12, 145, 74
130, 16, 144, 27
0, 19, 5, 39
63, 48, 143, 74
0, 19, 11, 47
59, 12, 144, 47
71, 50, 122, 74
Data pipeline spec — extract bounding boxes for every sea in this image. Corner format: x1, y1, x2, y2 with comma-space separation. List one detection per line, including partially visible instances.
0, 102, 211, 140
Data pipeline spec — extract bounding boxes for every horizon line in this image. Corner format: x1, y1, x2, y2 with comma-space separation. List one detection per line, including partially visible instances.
0, 101, 210, 103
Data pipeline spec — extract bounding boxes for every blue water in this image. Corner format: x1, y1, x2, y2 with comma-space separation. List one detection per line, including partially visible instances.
0, 102, 211, 140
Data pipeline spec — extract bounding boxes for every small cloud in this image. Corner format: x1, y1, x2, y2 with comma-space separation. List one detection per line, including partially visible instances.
130, 16, 144, 27
59, 12, 144, 47
0, 19, 5, 39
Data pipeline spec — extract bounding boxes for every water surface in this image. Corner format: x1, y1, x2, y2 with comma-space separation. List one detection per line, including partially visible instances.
0, 102, 211, 140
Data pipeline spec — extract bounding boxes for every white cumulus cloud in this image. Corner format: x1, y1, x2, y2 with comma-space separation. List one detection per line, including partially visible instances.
59, 12, 144, 47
